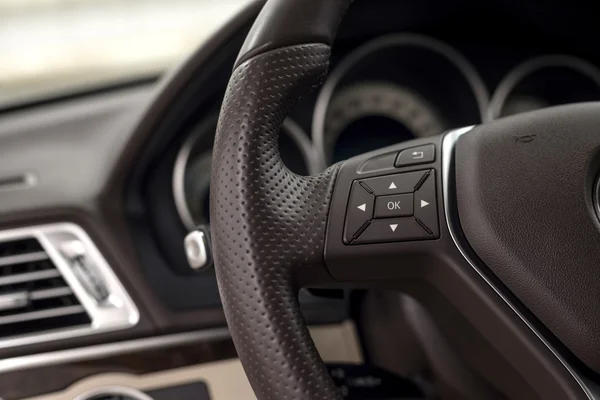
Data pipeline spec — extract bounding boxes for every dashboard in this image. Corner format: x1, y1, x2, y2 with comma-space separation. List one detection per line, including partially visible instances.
171, 33, 600, 247
1, 0, 600, 399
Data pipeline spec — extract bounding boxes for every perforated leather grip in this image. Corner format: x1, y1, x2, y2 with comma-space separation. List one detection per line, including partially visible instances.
211, 2, 353, 398
211, 44, 342, 400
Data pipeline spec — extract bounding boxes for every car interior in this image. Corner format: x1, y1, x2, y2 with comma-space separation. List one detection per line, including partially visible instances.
2, 0, 600, 399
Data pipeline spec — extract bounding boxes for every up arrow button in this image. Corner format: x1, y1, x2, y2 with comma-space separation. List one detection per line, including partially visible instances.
360, 170, 428, 196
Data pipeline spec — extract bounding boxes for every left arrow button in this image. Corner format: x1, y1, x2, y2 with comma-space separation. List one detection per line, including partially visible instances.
344, 181, 375, 244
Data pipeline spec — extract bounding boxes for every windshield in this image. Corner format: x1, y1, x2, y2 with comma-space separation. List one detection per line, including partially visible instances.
0, 0, 249, 107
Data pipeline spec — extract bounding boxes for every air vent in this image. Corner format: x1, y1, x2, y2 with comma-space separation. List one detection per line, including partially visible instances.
0, 238, 91, 338
0, 224, 139, 349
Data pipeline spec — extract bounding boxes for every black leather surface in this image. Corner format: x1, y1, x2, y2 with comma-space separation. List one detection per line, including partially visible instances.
212, 1, 354, 398
455, 103, 600, 374
235, 0, 351, 68
211, 44, 341, 400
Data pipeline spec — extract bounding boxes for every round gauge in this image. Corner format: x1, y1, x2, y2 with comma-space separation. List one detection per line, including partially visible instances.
312, 34, 489, 166
173, 118, 316, 230
324, 82, 444, 163
488, 55, 600, 120
75, 386, 152, 400
181, 148, 212, 226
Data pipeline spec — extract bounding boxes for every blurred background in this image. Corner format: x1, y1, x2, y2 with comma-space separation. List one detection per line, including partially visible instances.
0, 0, 249, 108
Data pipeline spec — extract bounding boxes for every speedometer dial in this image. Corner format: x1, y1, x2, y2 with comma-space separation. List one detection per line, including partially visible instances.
313, 34, 489, 166
325, 82, 443, 163
173, 118, 316, 230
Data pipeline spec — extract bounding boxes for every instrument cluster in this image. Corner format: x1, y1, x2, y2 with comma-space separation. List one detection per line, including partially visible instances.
173, 33, 600, 227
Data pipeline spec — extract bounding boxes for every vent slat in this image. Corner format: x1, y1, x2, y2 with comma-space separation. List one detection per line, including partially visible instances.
0, 251, 49, 268
0, 269, 61, 286
29, 286, 73, 300
0, 305, 86, 325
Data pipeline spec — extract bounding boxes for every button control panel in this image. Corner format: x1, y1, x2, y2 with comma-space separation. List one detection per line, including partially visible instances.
343, 170, 439, 244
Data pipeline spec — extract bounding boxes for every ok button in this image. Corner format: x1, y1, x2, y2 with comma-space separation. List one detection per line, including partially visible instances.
374, 193, 414, 218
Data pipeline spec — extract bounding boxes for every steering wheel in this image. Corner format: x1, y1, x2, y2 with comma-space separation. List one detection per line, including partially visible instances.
210, 1, 600, 399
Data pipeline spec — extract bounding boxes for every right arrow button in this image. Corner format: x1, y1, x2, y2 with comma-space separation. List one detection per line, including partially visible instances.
414, 170, 439, 238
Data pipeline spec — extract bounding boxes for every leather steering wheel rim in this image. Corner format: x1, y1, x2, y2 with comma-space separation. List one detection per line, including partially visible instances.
211, 1, 352, 399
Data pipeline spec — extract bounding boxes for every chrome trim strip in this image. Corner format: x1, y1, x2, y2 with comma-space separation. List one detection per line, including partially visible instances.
0, 223, 139, 350
0, 251, 49, 267
172, 116, 216, 231
442, 127, 595, 399
0, 328, 230, 374
75, 386, 153, 400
